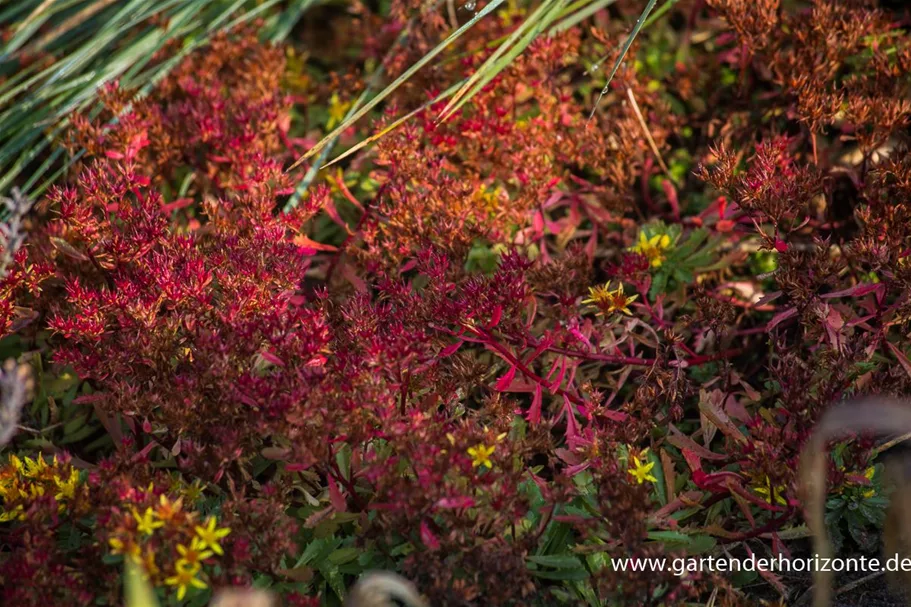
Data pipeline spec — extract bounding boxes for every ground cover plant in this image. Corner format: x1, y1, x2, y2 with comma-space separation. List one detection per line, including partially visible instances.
1, 0, 911, 605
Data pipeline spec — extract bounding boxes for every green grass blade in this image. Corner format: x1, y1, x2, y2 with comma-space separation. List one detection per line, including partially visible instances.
0, 0, 44, 27
26, 0, 122, 56
1, 10, 53, 59
439, 0, 570, 122
588, 0, 658, 119
321, 78, 464, 171
287, 0, 509, 171
37, 0, 160, 90
266, 0, 318, 42
643, 0, 680, 29
0, 0, 279, 195
550, 0, 617, 34
437, 0, 555, 121
282, 7, 422, 211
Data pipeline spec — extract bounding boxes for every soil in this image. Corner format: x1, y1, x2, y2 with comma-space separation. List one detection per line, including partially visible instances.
769, 563, 907, 606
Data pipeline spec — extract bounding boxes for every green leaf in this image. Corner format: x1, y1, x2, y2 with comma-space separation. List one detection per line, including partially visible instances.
335, 443, 352, 482
671, 267, 693, 284
647, 449, 667, 506
649, 270, 669, 299
538, 520, 573, 556
672, 228, 708, 258
646, 530, 691, 546
730, 568, 759, 587
686, 534, 717, 554
59, 423, 97, 444
102, 552, 124, 565
530, 568, 591, 581
527, 554, 586, 569
62, 412, 88, 436
328, 547, 360, 565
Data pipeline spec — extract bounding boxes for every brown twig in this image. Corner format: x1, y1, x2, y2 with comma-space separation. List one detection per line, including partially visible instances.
626, 87, 676, 185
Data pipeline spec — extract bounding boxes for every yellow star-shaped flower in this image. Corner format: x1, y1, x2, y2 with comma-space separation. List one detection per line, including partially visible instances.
467, 444, 495, 469
176, 536, 214, 569
194, 516, 231, 555
628, 449, 657, 485
582, 282, 638, 316
155, 493, 185, 524
165, 561, 206, 601
133, 506, 164, 536
853, 466, 876, 499
53, 468, 80, 501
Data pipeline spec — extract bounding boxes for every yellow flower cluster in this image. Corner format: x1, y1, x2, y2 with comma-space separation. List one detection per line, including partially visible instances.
630, 231, 673, 268
107, 489, 231, 601
282, 47, 310, 95
0, 454, 83, 522
327, 92, 352, 130
165, 516, 230, 599
477, 184, 507, 216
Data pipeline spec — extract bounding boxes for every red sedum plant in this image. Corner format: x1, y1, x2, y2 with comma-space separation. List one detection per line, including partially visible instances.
2, 0, 911, 605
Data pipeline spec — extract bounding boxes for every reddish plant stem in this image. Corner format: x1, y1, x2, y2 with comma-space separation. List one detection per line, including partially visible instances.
526, 340, 742, 368
324, 183, 386, 284
719, 508, 796, 544
327, 446, 365, 511
532, 503, 557, 544
441, 325, 740, 370
636, 288, 672, 330
477, 328, 592, 411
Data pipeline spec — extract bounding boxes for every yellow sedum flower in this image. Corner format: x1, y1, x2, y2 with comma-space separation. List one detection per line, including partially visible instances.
497, 0, 525, 26
109, 536, 142, 561
165, 561, 207, 601
195, 516, 231, 555
9, 454, 24, 475
183, 479, 205, 504
862, 466, 876, 498
467, 444, 495, 469
628, 449, 657, 485
283, 47, 310, 94
133, 506, 164, 536
54, 468, 80, 501
0, 504, 23, 522
630, 231, 672, 268
176, 536, 213, 569
155, 493, 185, 524
753, 475, 787, 506
326, 92, 352, 130
22, 454, 49, 477
582, 282, 638, 316
840, 465, 877, 499
477, 184, 507, 216
1, 454, 85, 519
